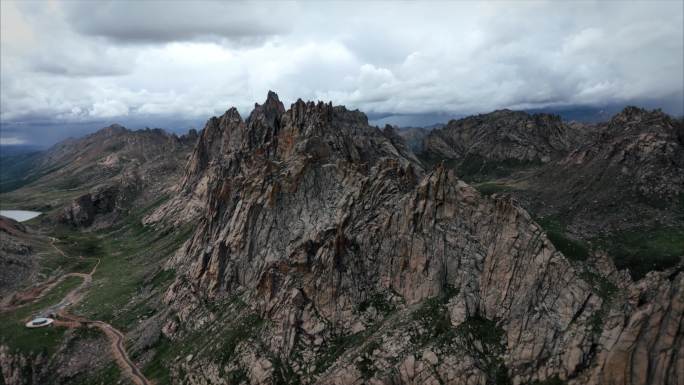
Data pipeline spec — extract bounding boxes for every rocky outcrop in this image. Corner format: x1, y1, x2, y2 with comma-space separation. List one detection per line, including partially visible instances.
0, 331, 114, 385
2, 124, 197, 227
0, 345, 47, 385
0, 217, 35, 298
59, 176, 140, 227
151, 93, 682, 385
588, 270, 683, 385
26, 125, 201, 227
422, 110, 582, 162
521, 107, 684, 236
418, 109, 586, 181
395, 126, 430, 154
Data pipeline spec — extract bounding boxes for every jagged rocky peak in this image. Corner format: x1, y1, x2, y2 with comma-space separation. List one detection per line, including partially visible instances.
165, 92, 422, 226
248, 90, 286, 124
183, 92, 419, 185
245, 91, 286, 150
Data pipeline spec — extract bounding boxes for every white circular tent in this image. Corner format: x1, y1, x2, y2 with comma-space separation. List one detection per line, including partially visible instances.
25, 317, 54, 328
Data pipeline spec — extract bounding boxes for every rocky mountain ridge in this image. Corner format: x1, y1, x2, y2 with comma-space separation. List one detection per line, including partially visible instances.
1, 94, 681, 385
417, 110, 587, 182
522, 106, 684, 235
144, 93, 682, 385
1, 124, 198, 228
406, 105, 683, 281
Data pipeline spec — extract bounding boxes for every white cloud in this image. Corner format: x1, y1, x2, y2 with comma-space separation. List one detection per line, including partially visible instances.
90, 100, 129, 118
0, 136, 27, 145
1, 0, 682, 145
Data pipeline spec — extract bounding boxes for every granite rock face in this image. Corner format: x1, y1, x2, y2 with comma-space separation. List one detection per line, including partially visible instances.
421, 109, 584, 165
521, 107, 684, 237
59, 182, 139, 227
151, 93, 682, 385
0, 332, 113, 385
40, 124, 198, 227
0, 217, 35, 299
0, 345, 47, 385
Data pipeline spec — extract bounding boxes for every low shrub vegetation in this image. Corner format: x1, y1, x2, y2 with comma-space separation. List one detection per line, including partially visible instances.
474, 182, 513, 197
457, 154, 542, 183
593, 226, 683, 280
536, 216, 590, 261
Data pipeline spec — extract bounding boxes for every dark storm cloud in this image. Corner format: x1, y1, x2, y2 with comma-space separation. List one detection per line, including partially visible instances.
62, 1, 292, 44
31, 57, 131, 77
1, 0, 682, 146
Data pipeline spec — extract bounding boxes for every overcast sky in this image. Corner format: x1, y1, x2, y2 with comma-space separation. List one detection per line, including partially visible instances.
1, 0, 683, 146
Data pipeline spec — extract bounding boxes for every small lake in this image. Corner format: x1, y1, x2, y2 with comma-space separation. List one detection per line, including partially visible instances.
0, 210, 42, 222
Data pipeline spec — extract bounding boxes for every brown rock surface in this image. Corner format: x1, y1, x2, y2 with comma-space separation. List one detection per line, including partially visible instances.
521, 107, 684, 237
0, 216, 36, 299
3, 124, 197, 227
419, 110, 586, 177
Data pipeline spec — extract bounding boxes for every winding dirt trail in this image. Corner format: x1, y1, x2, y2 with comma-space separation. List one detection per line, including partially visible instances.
57, 313, 151, 385
5, 237, 151, 385
0, 238, 94, 312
